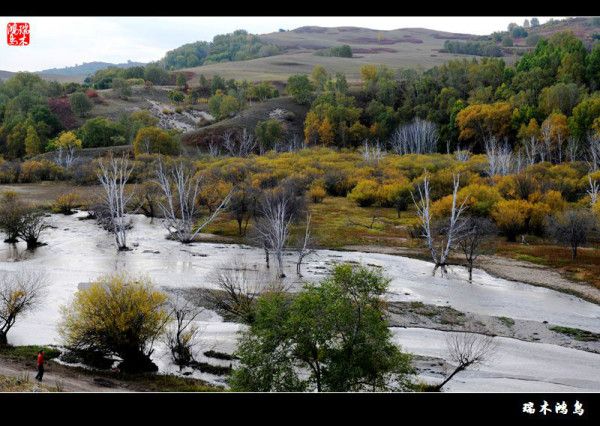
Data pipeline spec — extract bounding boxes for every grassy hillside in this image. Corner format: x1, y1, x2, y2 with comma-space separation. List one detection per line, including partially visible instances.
524, 17, 600, 46
181, 27, 499, 83
182, 96, 308, 147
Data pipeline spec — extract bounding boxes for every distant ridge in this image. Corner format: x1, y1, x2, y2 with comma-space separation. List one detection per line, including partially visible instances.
39, 60, 146, 77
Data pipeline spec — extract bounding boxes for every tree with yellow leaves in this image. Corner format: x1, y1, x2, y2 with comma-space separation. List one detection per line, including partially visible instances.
24, 126, 42, 157
541, 112, 569, 162
318, 118, 335, 146
304, 111, 320, 145
59, 273, 170, 372
518, 118, 541, 164
491, 199, 531, 241
455, 102, 512, 148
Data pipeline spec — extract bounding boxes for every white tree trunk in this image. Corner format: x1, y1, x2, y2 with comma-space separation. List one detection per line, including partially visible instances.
413, 172, 469, 276
97, 155, 134, 250
155, 160, 232, 243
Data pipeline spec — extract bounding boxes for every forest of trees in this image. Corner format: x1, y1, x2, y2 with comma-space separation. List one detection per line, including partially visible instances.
285, 32, 600, 157
160, 30, 281, 70
443, 40, 503, 57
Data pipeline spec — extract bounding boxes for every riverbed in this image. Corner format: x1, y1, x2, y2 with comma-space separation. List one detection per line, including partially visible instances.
1, 212, 599, 391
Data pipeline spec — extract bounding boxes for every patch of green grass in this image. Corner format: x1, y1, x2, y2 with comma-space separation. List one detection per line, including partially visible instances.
497, 316, 515, 327
120, 373, 224, 392
515, 254, 546, 265
549, 326, 600, 342
406, 301, 465, 324
206, 196, 411, 249
439, 312, 466, 325
0, 345, 61, 362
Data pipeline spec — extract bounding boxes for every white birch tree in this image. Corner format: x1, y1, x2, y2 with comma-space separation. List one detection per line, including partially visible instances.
389, 118, 438, 155
485, 136, 513, 176
97, 154, 134, 250
295, 213, 316, 276
155, 160, 232, 243
255, 194, 294, 278
413, 173, 469, 276
587, 175, 599, 206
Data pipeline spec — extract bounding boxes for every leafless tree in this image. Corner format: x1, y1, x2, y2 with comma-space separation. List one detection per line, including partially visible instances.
165, 294, 203, 368
454, 146, 471, 162
485, 136, 512, 176
255, 193, 294, 278
0, 270, 47, 346
277, 133, 305, 153
207, 140, 221, 157
54, 146, 78, 169
540, 121, 553, 162
524, 136, 539, 165
362, 139, 385, 166
588, 133, 600, 172
295, 213, 316, 276
97, 155, 134, 250
434, 331, 496, 391
155, 160, 232, 243
389, 118, 438, 155
566, 137, 580, 163
413, 173, 469, 276
546, 209, 597, 259
587, 175, 599, 206
458, 217, 496, 282
18, 208, 50, 250
223, 128, 256, 157
221, 130, 235, 155
206, 260, 282, 324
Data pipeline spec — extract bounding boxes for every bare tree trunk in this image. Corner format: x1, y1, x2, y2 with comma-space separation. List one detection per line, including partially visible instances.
295, 214, 315, 277
413, 173, 469, 276
434, 365, 466, 391
390, 118, 439, 155
155, 159, 232, 243
255, 195, 293, 278
97, 155, 133, 250
264, 246, 270, 269
587, 175, 599, 206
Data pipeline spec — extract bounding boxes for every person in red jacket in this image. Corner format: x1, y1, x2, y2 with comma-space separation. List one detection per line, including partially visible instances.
35, 350, 44, 382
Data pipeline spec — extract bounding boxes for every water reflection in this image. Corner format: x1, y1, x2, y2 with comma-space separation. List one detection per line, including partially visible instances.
0, 242, 36, 262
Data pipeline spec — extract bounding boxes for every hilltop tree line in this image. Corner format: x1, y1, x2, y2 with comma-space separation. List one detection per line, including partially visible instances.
160, 30, 281, 70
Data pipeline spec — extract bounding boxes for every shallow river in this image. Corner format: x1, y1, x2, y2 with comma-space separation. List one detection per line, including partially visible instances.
1, 213, 599, 391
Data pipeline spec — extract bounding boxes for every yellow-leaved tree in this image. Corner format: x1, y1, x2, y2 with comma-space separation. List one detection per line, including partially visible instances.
59, 274, 170, 373
491, 199, 532, 242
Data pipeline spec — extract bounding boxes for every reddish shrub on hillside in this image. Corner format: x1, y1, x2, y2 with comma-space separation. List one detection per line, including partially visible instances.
48, 97, 78, 130
85, 88, 98, 98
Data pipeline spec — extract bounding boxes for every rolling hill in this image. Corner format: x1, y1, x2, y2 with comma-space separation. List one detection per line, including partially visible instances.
181, 26, 492, 83
177, 18, 600, 84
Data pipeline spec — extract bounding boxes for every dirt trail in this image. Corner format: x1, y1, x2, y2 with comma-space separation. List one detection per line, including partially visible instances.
0, 358, 130, 392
